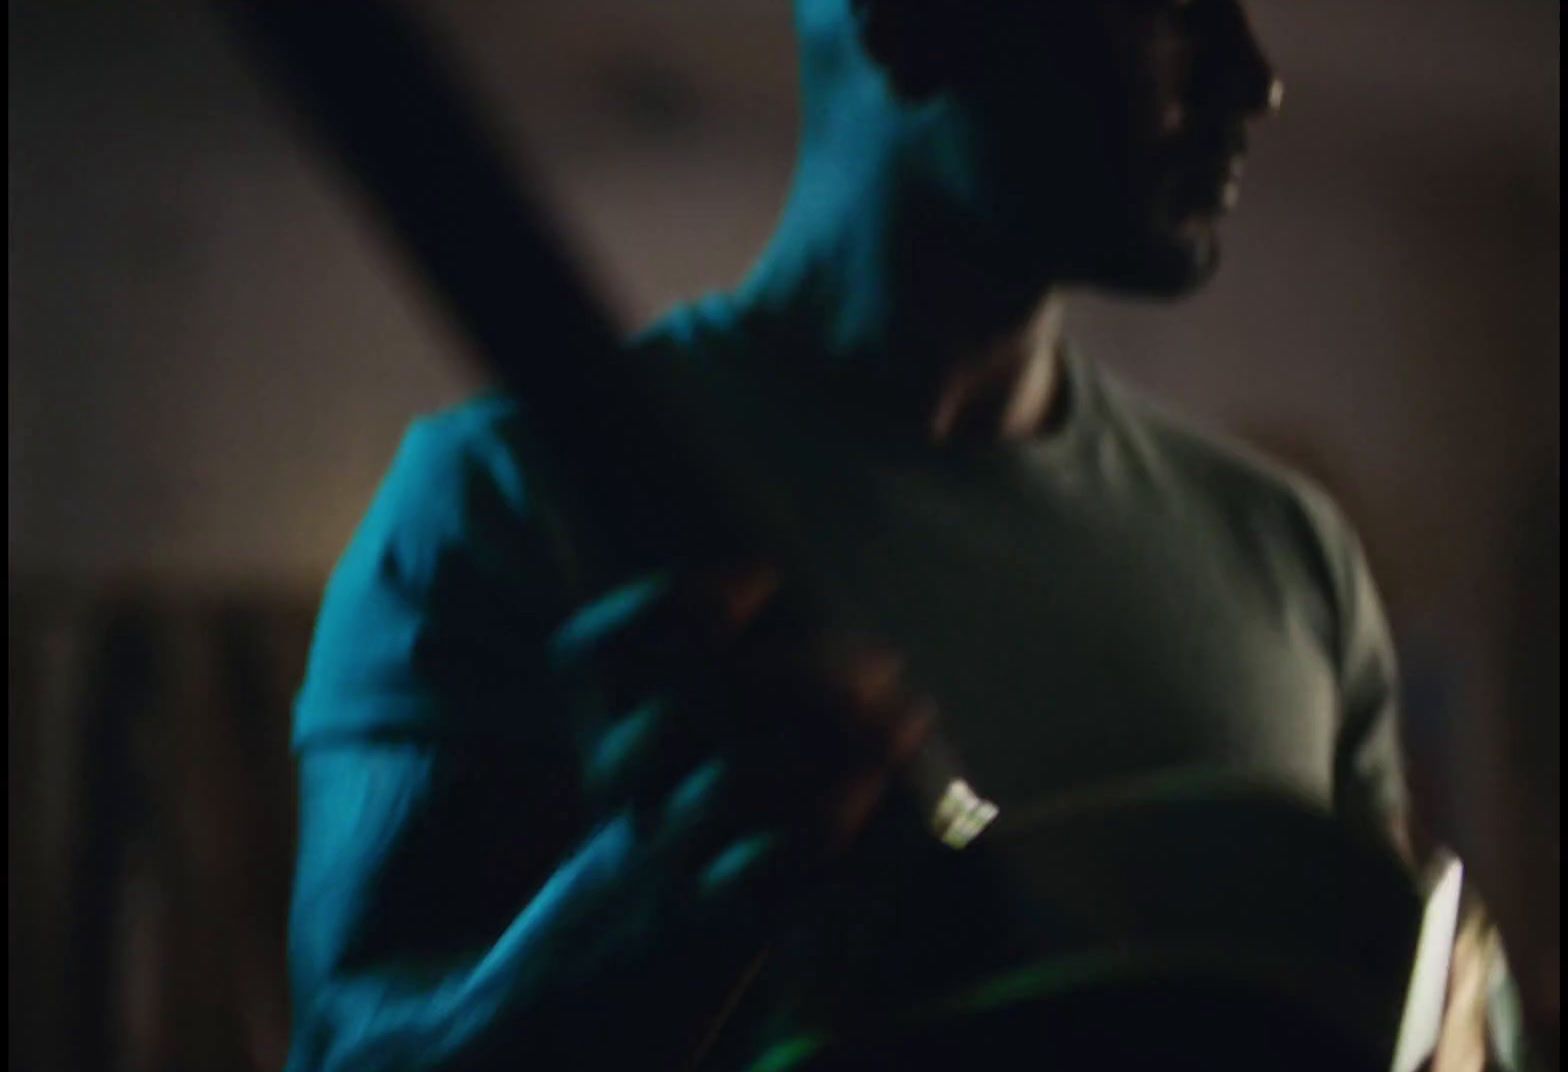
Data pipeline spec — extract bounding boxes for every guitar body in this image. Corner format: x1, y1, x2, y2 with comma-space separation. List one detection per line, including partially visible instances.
753, 781, 1423, 1070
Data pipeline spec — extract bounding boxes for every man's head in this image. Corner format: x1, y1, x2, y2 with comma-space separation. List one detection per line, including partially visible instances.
791, 0, 1280, 299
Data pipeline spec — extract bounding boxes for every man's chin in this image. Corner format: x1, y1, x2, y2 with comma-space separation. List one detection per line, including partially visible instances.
998, 210, 1223, 300
1106, 222, 1222, 298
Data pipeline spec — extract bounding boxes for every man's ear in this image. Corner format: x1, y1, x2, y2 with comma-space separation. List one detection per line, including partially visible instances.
851, 0, 972, 102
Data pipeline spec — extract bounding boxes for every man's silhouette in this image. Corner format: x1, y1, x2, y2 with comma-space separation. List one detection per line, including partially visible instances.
285, 2, 1415, 1068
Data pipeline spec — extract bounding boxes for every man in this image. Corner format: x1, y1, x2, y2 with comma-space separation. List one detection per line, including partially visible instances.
286, 1, 1416, 1068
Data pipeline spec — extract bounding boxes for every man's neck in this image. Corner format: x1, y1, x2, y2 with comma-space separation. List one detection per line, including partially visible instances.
926, 299, 1066, 445
734, 163, 1068, 448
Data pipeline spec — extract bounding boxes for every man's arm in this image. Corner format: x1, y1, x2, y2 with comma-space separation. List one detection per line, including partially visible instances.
1293, 482, 1417, 870
288, 741, 584, 1070
285, 401, 612, 1069
285, 400, 930, 1070
286, 404, 750, 1069
1332, 543, 1415, 867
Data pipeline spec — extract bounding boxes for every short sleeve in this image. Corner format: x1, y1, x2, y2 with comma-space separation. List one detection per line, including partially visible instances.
1294, 485, 1413, 863
293, 396, 582, 750
1335, 537, 1412, 854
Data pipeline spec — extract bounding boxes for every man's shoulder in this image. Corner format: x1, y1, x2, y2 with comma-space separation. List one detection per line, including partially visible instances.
363, 299, 709, 544
298, 391, 582, 747
1094, 368, 1347, 540
397, 391, 532, 480
409, 391, 527, 445
348, 392, 537, 564
1088, 366, 1372, 639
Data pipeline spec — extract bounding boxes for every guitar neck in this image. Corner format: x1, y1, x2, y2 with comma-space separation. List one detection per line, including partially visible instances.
218, 0, 739, 568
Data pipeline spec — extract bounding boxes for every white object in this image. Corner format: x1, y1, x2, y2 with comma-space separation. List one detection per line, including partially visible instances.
1390, 856, 1466, 1072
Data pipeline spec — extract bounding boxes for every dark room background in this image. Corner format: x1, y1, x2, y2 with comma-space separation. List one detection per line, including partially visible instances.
10, 2, 1558, 1069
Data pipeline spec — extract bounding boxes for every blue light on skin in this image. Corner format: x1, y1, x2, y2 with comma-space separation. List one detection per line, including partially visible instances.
548, 573, 672, 671
701, 833, 784, 899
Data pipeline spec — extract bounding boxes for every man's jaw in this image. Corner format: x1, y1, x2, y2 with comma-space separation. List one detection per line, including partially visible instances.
1092, 223, 1224, 299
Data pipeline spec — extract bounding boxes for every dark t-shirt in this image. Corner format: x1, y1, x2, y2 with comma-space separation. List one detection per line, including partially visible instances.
288, 297, 1412, 1067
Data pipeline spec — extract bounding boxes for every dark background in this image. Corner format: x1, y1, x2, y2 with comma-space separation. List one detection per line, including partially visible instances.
9, 2, 1559, 1069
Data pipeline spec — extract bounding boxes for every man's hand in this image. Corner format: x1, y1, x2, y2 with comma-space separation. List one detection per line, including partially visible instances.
540, 563, 933, 1059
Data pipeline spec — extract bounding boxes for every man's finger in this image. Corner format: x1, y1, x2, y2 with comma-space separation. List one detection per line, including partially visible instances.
551, 562, 781, 694
584, 698, 706, 810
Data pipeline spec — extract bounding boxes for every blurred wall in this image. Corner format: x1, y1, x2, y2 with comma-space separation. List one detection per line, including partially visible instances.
10, 0, 1559, 1067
